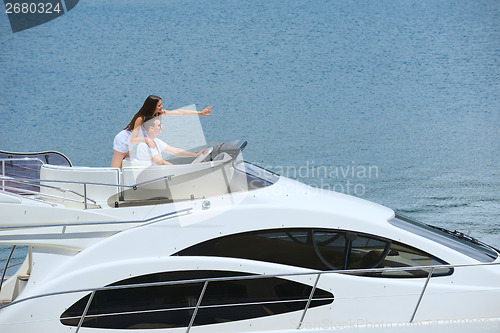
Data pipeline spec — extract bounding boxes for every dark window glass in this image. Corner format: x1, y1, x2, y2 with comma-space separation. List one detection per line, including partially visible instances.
60, 270, 333, 329
347, 234, 390, 269
176, 229, 452, 278
312, 230, 348, 269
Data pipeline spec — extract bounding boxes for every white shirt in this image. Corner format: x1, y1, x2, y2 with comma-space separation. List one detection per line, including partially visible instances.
136, 138, 168, 163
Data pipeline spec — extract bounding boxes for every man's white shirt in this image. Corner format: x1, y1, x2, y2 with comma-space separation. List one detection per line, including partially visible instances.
136, 138, 169, 163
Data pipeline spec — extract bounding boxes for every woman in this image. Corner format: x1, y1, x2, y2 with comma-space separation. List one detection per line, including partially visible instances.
111, 95, 212, 168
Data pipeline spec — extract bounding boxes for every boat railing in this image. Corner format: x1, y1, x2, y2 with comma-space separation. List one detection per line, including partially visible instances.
0, 246, 17, 296
0, 261, 498, 332
0, 150, 72, 167
0, 182, 100, 208
0, 208, 192, 233
0, 174, 176, 209
0, 208, 192, 296
1, 156, 273, 209
1, 157, 45, 192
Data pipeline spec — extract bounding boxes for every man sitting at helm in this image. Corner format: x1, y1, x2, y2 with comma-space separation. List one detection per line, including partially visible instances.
136, 116, 205, 165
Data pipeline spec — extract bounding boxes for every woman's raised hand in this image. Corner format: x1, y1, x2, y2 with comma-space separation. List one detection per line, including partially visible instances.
199, 106, 212, 116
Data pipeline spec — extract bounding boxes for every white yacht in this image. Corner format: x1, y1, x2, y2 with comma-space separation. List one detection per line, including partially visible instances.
0, 141, 499, 332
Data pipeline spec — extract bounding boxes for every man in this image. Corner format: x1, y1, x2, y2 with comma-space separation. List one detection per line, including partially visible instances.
136, 117, 205, 165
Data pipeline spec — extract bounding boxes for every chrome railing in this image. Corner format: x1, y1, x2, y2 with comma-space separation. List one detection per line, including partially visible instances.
0, 246, 16, 295
0, 208, 192, 230
1, 156, 263, 210
0, 262, 498, 333
1, 155, 180, 209
0, 174, 176, 209
1, 157, 44, 192
0, 209, 192, 295
0, 183, 100, 208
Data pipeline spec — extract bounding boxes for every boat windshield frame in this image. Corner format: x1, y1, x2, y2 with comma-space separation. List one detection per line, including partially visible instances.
388, 214, 498, 262
235, 161, 280, 187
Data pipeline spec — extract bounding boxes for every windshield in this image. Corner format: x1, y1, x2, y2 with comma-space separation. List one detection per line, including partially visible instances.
388, 215, 498, 262
236, 161, 280, 188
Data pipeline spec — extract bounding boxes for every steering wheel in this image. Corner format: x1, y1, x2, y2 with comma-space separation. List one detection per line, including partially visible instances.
191, 147, 213, 164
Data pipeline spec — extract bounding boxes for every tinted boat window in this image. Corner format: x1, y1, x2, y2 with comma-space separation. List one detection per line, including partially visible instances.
60, 270, 333, 329
311, 230, 347, 269
389, 215, 498, 262
348, 234, 390, 270
176, 229, 452, 278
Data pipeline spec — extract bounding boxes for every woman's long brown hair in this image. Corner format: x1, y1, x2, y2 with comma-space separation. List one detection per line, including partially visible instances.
124, 95, 161, 131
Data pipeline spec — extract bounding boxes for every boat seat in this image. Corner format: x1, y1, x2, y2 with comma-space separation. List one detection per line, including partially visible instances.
119, 158, 234, 202
39, 165, 121, 205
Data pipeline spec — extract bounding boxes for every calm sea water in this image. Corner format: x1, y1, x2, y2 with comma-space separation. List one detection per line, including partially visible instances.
0, 0, 499, 262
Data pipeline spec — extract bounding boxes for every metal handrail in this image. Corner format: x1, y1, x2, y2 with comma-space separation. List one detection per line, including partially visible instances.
0, 208, 192, 230
0, 151, 72, 167
1, 158, 45, 191
75, 290, 95, 333
2, 261, 499, 308
0, 246, 16, 295
0, 209, 191, 295
0, 261, 22, 275
1, 156, 267, 209
297, 272, 321, 329
0, 184, 99, 207
186, 280, 208, 333
410, 266, 434, 322
1, 174, 175, 209
1, 174, 174, 190
60, 296, 333, 322
5, 173, 175, 189
0, 157, 45, 166
0, 156, 90, 205
1, 261, 498, 329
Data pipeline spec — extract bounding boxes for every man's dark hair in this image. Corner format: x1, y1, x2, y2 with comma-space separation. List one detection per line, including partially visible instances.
143, 116, 160, 131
